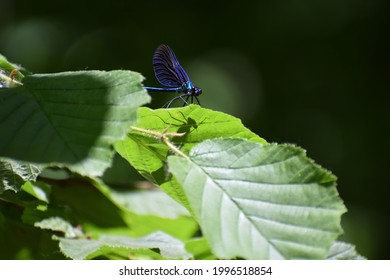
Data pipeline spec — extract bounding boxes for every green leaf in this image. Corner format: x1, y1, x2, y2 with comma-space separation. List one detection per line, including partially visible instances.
185, 237, 216, 260
0, 70, 150, 176
109, 188, 191, 219
115, 105, 266, 206
90, 180, 198, 239
168, 138, 346, 259
34, 217, 84, 238
21, 181, 51, 203
55, 231, 192, 260
327, 241, 366, 260
0, 158, 40, 193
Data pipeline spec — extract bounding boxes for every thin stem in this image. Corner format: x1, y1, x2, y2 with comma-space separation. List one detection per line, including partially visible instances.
130, 126, 189, 159
162, 137, 189, 159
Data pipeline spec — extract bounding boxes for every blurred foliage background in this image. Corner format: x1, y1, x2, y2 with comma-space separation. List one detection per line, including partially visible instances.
0, 0, 389, 259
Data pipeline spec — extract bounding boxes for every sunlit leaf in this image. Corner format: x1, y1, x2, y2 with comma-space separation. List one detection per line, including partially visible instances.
55, 231, 192, 260
168, 138, 346, 259
34, 217, 83, 238
109, 189, 190, 219
116, 105, 265, 207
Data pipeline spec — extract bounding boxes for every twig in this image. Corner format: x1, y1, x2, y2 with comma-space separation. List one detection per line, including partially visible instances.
130, 126, 189, 159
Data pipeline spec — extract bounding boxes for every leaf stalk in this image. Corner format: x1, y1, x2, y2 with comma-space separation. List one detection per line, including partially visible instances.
130, 126, 189, 159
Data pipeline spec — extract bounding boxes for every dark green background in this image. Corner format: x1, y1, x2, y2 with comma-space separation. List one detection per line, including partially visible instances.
1, 0, 388, 259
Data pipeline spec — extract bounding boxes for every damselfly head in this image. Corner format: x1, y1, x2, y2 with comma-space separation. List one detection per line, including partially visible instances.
193, 87, 202, 96
182, 82, 202, 96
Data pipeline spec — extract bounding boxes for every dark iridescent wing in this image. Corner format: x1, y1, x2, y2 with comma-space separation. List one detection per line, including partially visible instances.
152, 44, 191, 87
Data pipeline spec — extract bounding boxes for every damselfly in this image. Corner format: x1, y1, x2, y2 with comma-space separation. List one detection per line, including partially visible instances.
144, 44, 202, 108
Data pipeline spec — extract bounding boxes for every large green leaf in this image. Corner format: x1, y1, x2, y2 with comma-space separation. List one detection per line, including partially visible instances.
115, 105, 266, 206
0, 71, 150, 176
168, 138, 346, 259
